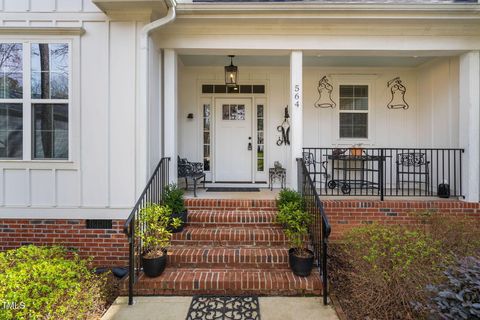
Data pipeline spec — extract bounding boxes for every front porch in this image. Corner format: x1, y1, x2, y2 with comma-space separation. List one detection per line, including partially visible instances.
172, 51, 477, 201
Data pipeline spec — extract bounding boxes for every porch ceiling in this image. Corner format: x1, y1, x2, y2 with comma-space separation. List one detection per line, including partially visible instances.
178, 53, 452, 68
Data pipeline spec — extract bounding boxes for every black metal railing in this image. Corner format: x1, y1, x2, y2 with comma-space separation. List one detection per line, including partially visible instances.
302, 147, 464, 200
297, 158, 331, 305
123, 157, 170, 305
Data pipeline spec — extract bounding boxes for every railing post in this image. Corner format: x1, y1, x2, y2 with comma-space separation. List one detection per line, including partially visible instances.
322, 235, 328, 305
128, 217, 135, 305
297, 158, 304, 196
379, 148, 384, 201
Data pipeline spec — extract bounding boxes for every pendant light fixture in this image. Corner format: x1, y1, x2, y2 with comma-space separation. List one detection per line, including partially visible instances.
224, 55, 238, 88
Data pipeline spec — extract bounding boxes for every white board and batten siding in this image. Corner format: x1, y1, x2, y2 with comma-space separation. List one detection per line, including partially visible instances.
0, 0, 153, 219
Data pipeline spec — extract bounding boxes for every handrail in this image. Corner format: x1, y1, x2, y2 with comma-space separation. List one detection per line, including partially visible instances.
123, 157, 171, 305
297, 158, 331, 305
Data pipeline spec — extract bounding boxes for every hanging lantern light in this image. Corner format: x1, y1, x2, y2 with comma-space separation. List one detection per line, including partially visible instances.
224, 55, 238, 87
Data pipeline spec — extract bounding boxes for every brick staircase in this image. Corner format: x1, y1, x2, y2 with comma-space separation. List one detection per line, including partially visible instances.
121, 199, 321, 296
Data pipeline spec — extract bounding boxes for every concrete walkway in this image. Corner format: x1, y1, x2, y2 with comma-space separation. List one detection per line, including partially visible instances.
102, 296, 339, 320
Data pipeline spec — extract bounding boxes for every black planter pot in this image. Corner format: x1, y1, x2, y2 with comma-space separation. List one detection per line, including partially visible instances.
170, 210, 188, 233
141, 250, 167, 278
289, 248, 314, 277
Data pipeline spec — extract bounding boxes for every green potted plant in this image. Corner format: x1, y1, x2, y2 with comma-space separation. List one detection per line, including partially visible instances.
137, 204, 181, 277
276, 194, 314, 277
276, 188, 304, 210
163, 184, 187, 233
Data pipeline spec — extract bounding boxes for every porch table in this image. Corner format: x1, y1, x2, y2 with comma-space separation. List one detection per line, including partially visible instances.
326, 154, 389, 195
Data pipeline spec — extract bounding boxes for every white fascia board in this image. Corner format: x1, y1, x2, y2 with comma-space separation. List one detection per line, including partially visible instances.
176, 3, 480, 19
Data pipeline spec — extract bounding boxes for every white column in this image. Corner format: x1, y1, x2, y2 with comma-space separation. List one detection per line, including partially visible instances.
164, 49, 178, 184
459, 51, 480, 202
290, 51, 303, 190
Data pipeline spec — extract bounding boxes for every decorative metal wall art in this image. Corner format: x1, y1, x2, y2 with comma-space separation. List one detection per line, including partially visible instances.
276, 106, 290, 146
314, 76, 336, 108
387, 77, 410, 110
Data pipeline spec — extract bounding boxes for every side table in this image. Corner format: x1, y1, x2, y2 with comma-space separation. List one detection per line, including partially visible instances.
269, 167, 286, 190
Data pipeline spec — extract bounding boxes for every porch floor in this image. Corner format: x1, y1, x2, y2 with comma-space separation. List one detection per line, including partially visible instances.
185, 187, 459, 201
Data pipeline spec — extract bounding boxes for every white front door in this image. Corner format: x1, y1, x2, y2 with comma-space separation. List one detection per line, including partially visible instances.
215, 98, 253, 182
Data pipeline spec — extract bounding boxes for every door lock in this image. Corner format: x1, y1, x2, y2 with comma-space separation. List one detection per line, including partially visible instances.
248, 142, 252, 151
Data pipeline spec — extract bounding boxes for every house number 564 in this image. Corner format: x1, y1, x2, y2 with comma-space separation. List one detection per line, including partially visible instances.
293, 84, 301, 108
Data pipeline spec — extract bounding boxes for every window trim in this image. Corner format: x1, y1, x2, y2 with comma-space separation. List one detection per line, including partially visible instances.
0, 38, 74, 164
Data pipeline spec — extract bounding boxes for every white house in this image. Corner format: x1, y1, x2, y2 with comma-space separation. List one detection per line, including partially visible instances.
0, 0, 480, 300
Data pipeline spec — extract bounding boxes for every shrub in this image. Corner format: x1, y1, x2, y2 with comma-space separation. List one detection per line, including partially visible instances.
331, 224, 449, 319
0, 245, 108, 320
276, 202, 311, 254
276, 188, 304, 210
422, 256, 480, 320
137, 203, 181, 259
427, 214, 480, 258
162, 184, 185, 214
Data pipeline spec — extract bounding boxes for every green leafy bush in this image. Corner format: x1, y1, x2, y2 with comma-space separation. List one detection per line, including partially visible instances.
331, 224, 449, 319
162, 184, 186, 214
276, 201, 311, 255
276, 188, 304, 210
137, 203, 181, 259
0, 245, 108, 320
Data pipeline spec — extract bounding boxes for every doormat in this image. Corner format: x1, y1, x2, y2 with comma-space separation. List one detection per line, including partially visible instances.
206, 187, 260, 192
186, 296, 260, 320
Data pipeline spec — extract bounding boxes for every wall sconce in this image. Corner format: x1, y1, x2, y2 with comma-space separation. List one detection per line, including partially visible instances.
224, 55, 238, 87
187, 113, 194, 119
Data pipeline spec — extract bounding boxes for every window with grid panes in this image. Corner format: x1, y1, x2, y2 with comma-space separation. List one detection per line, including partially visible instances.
339, 85, 368, 139
0, 42, 70, 160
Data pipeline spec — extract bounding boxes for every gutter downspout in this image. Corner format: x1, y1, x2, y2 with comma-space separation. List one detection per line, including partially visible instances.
137, 1, 176, 195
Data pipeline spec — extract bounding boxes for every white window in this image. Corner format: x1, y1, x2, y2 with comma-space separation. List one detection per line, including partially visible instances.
339, 85, 368, 139
0, 41, 70, 160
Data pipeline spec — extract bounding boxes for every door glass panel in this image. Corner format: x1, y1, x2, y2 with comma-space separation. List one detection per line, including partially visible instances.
203, 104, 211, 171
256, 104, 264, 172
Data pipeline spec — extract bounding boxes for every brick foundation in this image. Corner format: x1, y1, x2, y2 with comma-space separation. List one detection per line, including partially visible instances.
323, 200, 480, 239
0, 219, 128, 267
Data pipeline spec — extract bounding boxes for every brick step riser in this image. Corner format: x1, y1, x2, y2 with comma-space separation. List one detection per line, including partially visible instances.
168, 262, 289, 269
186, 212, 279, 226
185, 199, 277, 211
167, 249, 290, 269
171, 240, 288, 246
186, 223, 280, 228
125, 288, 321, 296
120, 270, 321, 296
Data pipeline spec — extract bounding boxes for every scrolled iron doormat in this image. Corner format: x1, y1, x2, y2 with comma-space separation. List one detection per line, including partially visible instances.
186, 296, 261, 320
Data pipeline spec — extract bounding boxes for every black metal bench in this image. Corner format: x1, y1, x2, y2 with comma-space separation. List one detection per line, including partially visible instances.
178, 156, 206, 197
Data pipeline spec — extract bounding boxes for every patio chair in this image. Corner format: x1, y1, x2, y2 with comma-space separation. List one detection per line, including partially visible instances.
396, 152, 430, 195
303, 152, 329, 191
177, 156, 206, 197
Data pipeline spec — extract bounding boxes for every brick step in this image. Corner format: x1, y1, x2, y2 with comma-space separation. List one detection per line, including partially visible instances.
186, 210, 279, 227
121, 268, 321, 296
168, 246, 289, 269
171, 227, 288, 246
185, 199, 277, 211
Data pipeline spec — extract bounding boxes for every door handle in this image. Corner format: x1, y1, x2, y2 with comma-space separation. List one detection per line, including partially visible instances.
248, 142, 252, 151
